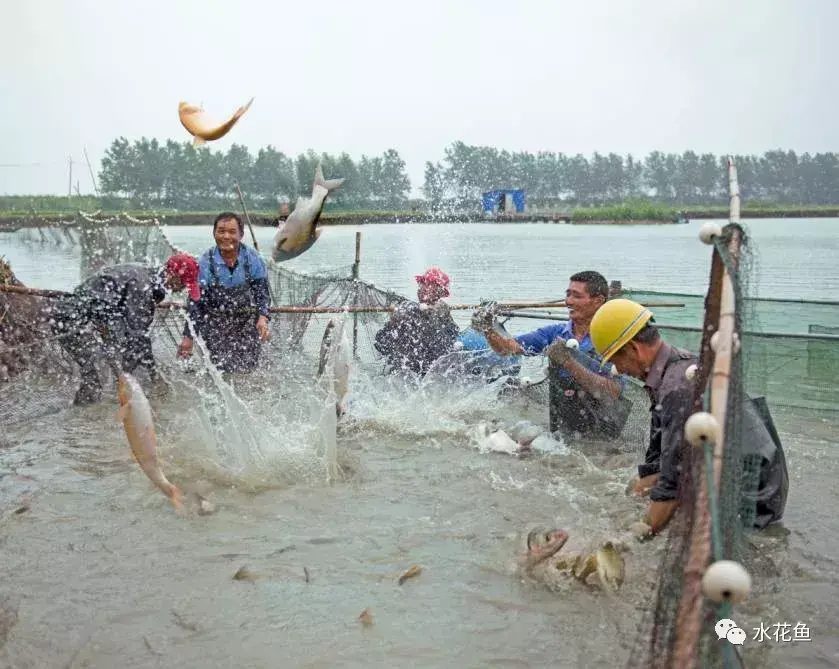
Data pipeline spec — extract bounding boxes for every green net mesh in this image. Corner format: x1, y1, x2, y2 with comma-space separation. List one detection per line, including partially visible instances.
623, 290, 839, 414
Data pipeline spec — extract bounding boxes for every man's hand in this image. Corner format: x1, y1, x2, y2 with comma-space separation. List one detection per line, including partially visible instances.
471, 301, 498, 334
256, 315, 271, 342
546, 339, 572, 366
626, 474, 659, 497
645, 499, 680, 534
177, 336, 193, 359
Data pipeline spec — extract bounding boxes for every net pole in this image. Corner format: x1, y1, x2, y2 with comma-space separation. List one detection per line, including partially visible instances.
711, 160, 742, 489
234, 182, 260, 252
671, 161, 741, 669
352, 231, 361, 360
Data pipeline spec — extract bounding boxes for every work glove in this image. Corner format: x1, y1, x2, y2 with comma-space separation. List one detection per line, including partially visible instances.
471, 300, 499, 334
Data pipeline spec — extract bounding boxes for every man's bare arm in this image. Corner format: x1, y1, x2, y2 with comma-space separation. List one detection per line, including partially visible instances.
485, 329, 524, 356
557, 355, 622, 401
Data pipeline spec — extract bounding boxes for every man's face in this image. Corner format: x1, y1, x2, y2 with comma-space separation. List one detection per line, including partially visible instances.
214, 218, 242, 253
164, 274, 184, 292
609, 343, 646, 380
566, 281, 604, 322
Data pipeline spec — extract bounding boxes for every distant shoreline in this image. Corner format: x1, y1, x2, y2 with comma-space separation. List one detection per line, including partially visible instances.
1, 206, 838, 230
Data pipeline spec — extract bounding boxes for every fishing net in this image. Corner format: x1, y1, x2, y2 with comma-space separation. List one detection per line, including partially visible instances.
1, 213, 656, 453
622, 289, 839, 413
625, 160, 790, 668
0, 214, 409, 428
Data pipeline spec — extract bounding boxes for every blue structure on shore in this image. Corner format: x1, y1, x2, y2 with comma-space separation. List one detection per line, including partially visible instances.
481, 189, 526, 214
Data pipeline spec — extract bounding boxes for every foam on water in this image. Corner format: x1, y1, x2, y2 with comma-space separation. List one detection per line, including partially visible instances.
154, 328, 340, 492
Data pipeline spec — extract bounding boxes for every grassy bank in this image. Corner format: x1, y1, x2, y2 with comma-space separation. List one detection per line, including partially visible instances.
1, 196, 839, 225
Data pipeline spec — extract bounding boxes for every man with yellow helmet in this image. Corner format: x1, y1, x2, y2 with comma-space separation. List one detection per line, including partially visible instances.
589, 299, 788, 535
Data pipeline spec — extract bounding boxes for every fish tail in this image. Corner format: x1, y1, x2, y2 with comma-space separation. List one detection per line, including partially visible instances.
168, 484, 183, 510
314, 163, 345, 192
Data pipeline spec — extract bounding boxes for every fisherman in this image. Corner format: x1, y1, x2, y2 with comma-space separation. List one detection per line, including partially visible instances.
373, 267, 460, 377
50, 254, 198, 405
588, 298, 789, 534
471, 271, 627, 438
177, 212, 271, 373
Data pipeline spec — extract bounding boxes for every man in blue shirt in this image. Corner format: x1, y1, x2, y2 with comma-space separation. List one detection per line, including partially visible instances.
177, 212, 272, 373
471, 271, 628, 438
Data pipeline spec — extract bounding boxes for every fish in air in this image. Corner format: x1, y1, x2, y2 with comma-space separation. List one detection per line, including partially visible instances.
178, 97, 254, 146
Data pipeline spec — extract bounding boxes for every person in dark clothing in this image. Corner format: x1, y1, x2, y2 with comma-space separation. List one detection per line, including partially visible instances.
374, 267, 460, 377
177, 212, 271, 374
589, 298, 789, 535
50, 258, 193, 405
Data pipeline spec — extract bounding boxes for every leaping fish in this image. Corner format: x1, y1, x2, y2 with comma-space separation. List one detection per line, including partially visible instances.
317, 318, 351, 418
178, 97, 254, 147
271, 164, 345, 262
117, 373, 182, 509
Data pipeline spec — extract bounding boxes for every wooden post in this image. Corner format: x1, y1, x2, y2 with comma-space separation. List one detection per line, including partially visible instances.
352, 231, 361, 360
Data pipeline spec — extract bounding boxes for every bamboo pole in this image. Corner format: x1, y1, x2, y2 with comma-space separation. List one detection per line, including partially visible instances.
234, 182, 260, 252
711, 160, 742, 489
0, 283, 686, 312
352, 231, 361, 360
671, 158, 741, 669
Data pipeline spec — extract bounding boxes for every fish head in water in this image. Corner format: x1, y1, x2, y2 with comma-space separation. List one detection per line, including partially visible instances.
525, 527, 569, 562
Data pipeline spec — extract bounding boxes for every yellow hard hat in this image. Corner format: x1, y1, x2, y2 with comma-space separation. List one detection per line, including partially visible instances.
590, 298, 654, 364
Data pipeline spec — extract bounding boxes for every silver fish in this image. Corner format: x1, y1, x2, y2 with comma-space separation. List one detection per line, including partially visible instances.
317, 318, 350, 418
271, 164, 345, 262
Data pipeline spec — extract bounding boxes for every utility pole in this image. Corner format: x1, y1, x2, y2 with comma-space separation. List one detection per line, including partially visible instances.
68, 156, 73, 197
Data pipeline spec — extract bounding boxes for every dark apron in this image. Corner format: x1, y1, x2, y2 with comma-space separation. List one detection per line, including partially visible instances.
202, 249, 261, 373
548, 355, 632, 440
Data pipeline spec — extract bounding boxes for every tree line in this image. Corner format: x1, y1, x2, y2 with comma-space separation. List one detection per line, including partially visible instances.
424, 143, 839, 208
98, 138, 412, 210
96, 137, 839, 211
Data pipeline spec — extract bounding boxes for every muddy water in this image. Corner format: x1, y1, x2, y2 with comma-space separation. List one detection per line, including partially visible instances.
1, 367, 837, 668
1, 220, 838, 667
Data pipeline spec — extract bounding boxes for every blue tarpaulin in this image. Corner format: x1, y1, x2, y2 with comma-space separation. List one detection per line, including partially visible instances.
481, 189, 526, 213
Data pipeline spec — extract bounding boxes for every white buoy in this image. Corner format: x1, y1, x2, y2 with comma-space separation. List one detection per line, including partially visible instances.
566, 338, 579, 350
699, 222, 722, 244
709, 331, 720, 352
685, 364, 698, 380
732, 332, 741, 354
701, 560, 751, 604
684, 411, 720, 447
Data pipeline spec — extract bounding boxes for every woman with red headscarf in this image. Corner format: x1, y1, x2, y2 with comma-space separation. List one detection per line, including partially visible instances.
373, 267, 460, 377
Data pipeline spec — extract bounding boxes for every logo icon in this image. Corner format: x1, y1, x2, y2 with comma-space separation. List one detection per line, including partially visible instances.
716, 618, 746, 645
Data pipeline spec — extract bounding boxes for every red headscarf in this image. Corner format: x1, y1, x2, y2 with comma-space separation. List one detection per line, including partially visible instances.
415, 267, 451, 297
165, 253, 200, 301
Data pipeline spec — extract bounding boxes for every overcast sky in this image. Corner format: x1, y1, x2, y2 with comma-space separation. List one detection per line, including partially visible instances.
2, 0, 837, 197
